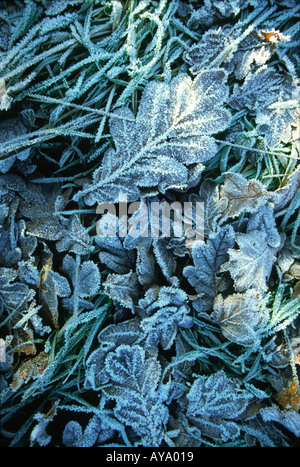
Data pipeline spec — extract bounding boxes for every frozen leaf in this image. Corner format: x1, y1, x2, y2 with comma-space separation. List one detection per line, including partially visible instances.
98, 317, 143, 348
62, 416, 115, 447
273, 377, 300, 412
230, 67, 298, 146
30, 400, 58, 447
226, 30, 274, 80
0, 267, 31, 313
18, 260, 40, 287
12, 325, 36, 357
84, 318, 143, 390
62, 255, 101, 298
11, 351, 49, 391
103, 271, 140, 311
183, 225, 235, 314
0, 225, 22, 267
96, 212, 136, 274
139, 286, 192, 351
186, 370, 255, 442
246, 203, 281, 249
18, 182, 71, 241
0, 112, 33, 172
183, 26, 239, 73
102, 344, 169, 446
136, 245, 155, 287
152, 238, 178, 285
62, 255, 100, 312
56, 215, 92, 255
243, 414, 291, 447
77, 260, 101, 298
195, 178, 224, 235
216, 172, 268, 222
272, 166, 300, 212
186, 0, 253, 30
123, 197, 181, 283
221, 230, 278, 292
62, 421, 83, 447
260, 406, 300, 438
73, 70, 231, 205
211, 290, 268, 346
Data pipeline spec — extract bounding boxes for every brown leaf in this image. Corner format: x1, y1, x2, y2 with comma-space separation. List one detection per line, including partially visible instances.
211, 290, 266, 346
218, 172, 268, 221
12, 327, 36, 356
11, 351, 49, 391
273, 377, 300, 411
292, 280, 300, 299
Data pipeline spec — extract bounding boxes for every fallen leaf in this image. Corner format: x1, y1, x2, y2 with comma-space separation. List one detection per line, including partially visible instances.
11, 351, 49, 391
273, 377, 300, 411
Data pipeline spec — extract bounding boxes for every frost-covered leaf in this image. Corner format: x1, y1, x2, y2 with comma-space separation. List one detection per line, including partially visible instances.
139, 286, 192, 351
0, 112, 31, 172
260, 406, 300, 438
186, 0, 257, 30
0, 267, 31, 313
18, 182, 71, 241
186, 370, 255, 442
194, 178, 224, 235
183, 225, 235, 314
136, 245, 155, 287
62, 255, 100, 312
74, 70, 231, 205
152, 238, 178, 285
11, 351, 49, 391
211, 290, 269, 346
62, 420, 83, 447
98, 317, 143, 348
103, 271, 140, 310
0, 78, 11, 110
84, 318, 144, 390
96, 212, 136, 274
247, 203, 281, 249
62, 415, 115, 447
56, 215, 92, 255
123, 197, 181, 284
230, 67, 298, 146
243, 414, 292, 447
183, 26, 239, 73
221, 230, 278, 292
30, 400, 58, 447
216, 172, 268, 222
272, 165, 300, 212
62, 254, 101, 298
225, 30, 275, 79
102, 344, 169, 446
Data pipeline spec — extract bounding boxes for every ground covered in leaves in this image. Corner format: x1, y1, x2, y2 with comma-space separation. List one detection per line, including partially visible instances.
0, 0, 299, 447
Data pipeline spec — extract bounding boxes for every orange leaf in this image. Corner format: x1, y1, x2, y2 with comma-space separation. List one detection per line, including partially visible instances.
273, 377, 300, 411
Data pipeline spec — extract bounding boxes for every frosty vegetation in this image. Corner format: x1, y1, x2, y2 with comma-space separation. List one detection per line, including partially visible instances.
0, 0, 299, 447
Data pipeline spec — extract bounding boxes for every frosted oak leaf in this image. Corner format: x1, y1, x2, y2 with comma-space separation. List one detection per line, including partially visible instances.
74, 70, 231, 205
